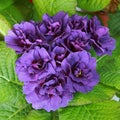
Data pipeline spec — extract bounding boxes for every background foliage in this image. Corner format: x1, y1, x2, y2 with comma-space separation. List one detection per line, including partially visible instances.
0, 0, 120, 119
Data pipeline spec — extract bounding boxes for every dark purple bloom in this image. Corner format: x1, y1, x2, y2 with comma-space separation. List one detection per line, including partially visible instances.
69, 15, 88, 31
51, 30, 91, 64
63, 30, 91, 52
4, 12, 116, 112
23, 72, 73, 112
87, 16, 101, 33
88, 16, 116, 56
52, 46, 68, 64
16, 46, 56, 82
5, 21, 42, 54
38, 11, 71, 42
90, 27, 116, 56
61, 51, 99, 93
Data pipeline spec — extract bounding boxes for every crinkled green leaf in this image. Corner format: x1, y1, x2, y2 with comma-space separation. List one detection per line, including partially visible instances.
33, 0, 77, 19
0, 0, 14, 11
59, 101, 120, 120
69, 83, 117, 106
14, 0, 33, 21
0, 14, 11, 36
25, 110, 51, 120
0, 42, 21, 86
98, 56, 120, 90
0, 103, 51, 120
108, 10, 120, 37
32, 8, 40, 21
77, 0, 111, 12
0, 42, 50, 120
0, 5, 24, 25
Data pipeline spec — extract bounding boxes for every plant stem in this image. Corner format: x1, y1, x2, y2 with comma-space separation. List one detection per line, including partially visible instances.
51, 110, 59, 120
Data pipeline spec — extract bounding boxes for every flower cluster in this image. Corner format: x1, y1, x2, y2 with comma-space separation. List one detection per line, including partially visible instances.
5, 12, 115, 112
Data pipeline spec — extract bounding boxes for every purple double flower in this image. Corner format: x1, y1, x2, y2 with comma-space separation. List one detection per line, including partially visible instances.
4, 11, 116, 112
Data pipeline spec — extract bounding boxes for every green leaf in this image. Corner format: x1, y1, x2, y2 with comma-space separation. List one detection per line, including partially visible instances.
25, 110, 51, 120
14, 0, 33, 21
0, 14, 11, 36
69, 83, 117, 106
108, 10, 120, 37
0, 5, 24, 25
0, 42, 50, 120
0, 42, 21, 87
33, 0, 77, 19
0, 42, 27, 119
32, 8, 40, 21
0, 0, 14, 11
77, 0, 111, 12
59, 101, 120, 120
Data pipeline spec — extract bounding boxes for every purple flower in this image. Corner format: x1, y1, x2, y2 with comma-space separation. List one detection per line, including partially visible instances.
87, 16, 101, 33
61, 51, 99, 93
69, 15, 88, 31
52, 46, 68, 65
38, 11, 71, 42
5, 21, 42, 54
23, 72, 73, 112
63, 30, 91, 52
4, 12, 116, 112
16, 46, 56, 82
90, 27, 116, 56
51, 30, 91, 64
88, 16, 116, 56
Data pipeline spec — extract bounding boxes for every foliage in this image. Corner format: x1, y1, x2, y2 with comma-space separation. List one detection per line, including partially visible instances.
77, 0, 111, 12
